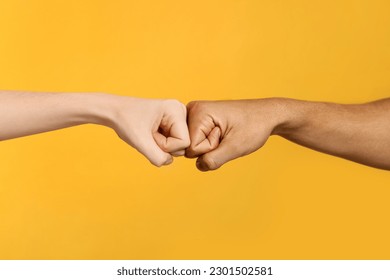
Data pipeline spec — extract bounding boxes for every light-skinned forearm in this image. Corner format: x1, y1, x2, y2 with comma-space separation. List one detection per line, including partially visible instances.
273, 98, 390, 170
0, 91, 112, 140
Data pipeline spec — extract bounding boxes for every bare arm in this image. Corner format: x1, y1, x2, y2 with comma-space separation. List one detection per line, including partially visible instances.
186, 98, 390, 171
0, 91, 109, 140
275, 98, 390, 170
0, 91, 190, 166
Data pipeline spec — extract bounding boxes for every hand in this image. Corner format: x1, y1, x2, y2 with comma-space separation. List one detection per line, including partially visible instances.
185, 99, 286, 171
108, 97, 190, 167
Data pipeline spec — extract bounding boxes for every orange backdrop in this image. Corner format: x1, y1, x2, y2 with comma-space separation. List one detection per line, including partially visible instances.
0, 0, 389, 259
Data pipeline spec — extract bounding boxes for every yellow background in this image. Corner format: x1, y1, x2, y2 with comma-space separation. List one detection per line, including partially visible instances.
0, 0, 390, 259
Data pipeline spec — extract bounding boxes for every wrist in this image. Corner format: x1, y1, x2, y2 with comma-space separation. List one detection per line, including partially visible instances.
268, 98, 306, 137
75, 92, 119, 128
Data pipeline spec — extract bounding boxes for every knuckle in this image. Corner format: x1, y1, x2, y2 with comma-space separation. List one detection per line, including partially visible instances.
152, 160, 164, 167
188, 143, 201, 155
187, 100, 203, 114
181, 102, 187, 115
186, 100, 197, 109
149, 154, 169, 167
171, 150, 185, 157
163, 99, 183, 109
202, 155, 220, 171
182, 137, 191, 149
158, 141, 169, 152
185, 147, 197, 158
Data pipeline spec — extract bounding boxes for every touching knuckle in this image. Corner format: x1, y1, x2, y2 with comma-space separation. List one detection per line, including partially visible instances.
183, 137, 191, 149
188, 143, 201, 155
186, 101, 197, 110
187, 100, 203, 113
164, 99, 182, 109
185, 147, 197, 158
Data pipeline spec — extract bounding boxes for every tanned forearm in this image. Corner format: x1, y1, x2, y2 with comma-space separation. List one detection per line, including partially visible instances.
274, 98, 390, 170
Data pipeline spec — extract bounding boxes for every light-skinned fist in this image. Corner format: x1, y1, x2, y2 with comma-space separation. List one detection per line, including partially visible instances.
106, 97, 190, 167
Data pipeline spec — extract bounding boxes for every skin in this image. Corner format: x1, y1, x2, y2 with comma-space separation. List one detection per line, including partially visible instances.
186, 98, 390, 171
2, 91, 389, 171
0, 91, 190, 167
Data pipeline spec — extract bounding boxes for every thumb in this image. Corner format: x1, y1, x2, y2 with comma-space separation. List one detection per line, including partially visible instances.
196, 138, 239, 172
136, 134, 173, 167
185, 126, 221, 158
153, 132, 190, 155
